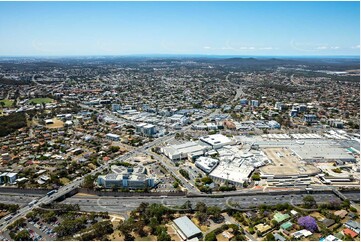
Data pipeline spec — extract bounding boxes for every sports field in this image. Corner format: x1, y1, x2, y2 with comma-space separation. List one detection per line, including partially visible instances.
29, 97, 54, 104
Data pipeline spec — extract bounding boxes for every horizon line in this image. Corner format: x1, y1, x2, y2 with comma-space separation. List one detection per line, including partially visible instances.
0, 54, 360, 59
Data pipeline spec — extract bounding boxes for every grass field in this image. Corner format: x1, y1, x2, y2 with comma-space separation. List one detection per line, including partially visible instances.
0, 99, 14, 107
29, 97, 54, 104
60, 177, 70, 185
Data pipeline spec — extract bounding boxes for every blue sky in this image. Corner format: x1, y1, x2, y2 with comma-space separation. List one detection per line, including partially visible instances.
0, 1, 359, 56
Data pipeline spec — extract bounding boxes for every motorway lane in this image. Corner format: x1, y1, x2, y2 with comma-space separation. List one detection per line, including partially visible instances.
0, 194, 41, 205
59, 192, 345, 214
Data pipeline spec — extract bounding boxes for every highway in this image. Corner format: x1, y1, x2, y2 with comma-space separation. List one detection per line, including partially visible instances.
58, 192, 352, 216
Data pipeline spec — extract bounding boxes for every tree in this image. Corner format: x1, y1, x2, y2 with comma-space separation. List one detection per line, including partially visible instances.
136, 202, 149, 216
173, 181, 179, 188
207, 206, 222, 221
271, 220, 278, 227
181, 201, 192, 210
195, 211, 208, 225
179, 169, 190, 180
195, 202, 207, 213
201, 176, 213, 184
26, 211, 37, 220
205, 231, 217, 241
303, 195, 317, 209
109, 146, 120, 153
43, 211, 57, 223
135, 220, 147, 237
83, 175, 95, 189
252, 173, 261, 181
341, 199, 351, 209
14, 230, 31, 241
118, 219, 135, 235
149, 217, 159, 234
157, 230, 171, 241
266, 233, 275, 241
297, 216, 318, 232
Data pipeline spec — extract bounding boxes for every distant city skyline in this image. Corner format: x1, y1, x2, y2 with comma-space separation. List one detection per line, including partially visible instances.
0, 1, 359, 56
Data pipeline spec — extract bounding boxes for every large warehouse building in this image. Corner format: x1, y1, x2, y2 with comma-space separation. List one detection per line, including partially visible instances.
173, 216, 202, 240
161, 141, 210, 161
199, 134, 234, 149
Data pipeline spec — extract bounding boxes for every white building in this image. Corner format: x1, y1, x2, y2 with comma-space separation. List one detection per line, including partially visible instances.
200, 134, 234, 149
143, 124, 156, 136
97, 165, 155, 189
195, 157, 219, 173
0, 172, 18, 184
268, 120, 281, 129
275, 102, 284, 111
106, 133, 120, 141
161, 141, 210, 161
209, 146, 268, 186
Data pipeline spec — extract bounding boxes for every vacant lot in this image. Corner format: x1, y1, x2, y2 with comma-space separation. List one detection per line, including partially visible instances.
260, 147, 319, 176
46, 118, 64, 129
29, 97, 54, 104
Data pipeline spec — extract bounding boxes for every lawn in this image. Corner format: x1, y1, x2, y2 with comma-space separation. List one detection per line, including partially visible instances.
0, 99, 14, 107
29, 97, 54, 104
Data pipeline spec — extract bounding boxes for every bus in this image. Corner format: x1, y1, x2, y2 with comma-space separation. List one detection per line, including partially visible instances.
28, 200, 38, 207
47, 189, 58, 196
4, 215, 13, 221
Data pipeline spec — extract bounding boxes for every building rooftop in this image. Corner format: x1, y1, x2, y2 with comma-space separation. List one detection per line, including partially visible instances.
200, 134, 233, 148
273, 212, 290, 223
173, 216, 202, 240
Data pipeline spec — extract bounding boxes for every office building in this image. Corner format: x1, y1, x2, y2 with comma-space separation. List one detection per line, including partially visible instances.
304, 114, 317, 123
106, 133, 120, 141
240, 99, 248, 106
0, 172, 18, 184
250, 100, 259, 107
112, 104, 121, 112
97, 165, 155, 189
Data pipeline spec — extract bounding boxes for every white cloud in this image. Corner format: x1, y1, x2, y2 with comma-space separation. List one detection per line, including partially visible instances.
203, 46, 212, 49
221, 46, 234, 50
316, 46, 328, 50
239, 46, 255, 50
330, 46, 340, 49
351, 45, 360, 49
259, 47, 273, 50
